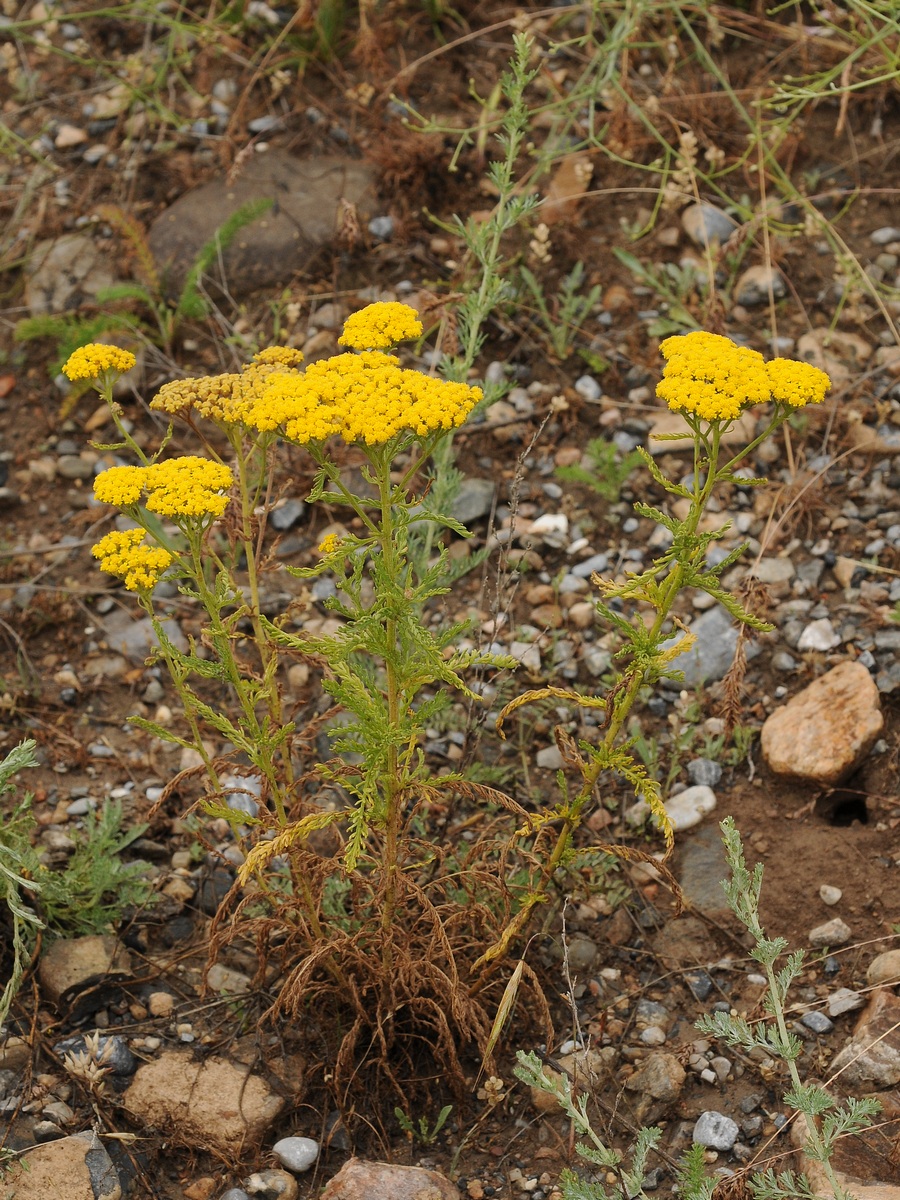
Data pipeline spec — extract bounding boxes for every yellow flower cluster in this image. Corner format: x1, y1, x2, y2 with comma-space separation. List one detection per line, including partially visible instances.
657, 332, 772, 421
246, 350, 481, 446
766, 358, 830, 407
91, 529, 173, 592
93, 465, 146, 506
338, 302, 423, 350
93, 457, 234, 518
317, 533, 341, 554
143, 457, 234, 517
62, 344, 137, 382
150, 350, 304, 426
656, 331, 830, 421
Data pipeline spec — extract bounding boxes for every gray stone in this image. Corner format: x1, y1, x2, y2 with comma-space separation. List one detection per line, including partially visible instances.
686, 758, 722, 788
273, 1136, 319, 1173
221, 1192, 252, 1200
808, 917, 852, 947
678, 824, 730, 916
871, 227, 900, 245
221, 773, 261, 818
56, 455, 95, 480
367, 215, 394, 241
451, 477, 496, 524
148, 151, 376, 297
100, 610, 187, 664
583, 646, 612, 676
827, 988, 865, 1018
752, 556, 795, 584
572, 552, 609, 578
693, 1110, 739, 1151
574, 375, 602, 402
685, 969, 714, 1001
24, 234, 115, 316
536, 745, 565, 771
270, 498, 306, 531
797, 617, 840, 651
734, 265, 787, 306
565, 935, 598, 972
663, 606, 738, 686
772, 650, 798, 672
800, 1010, 834, 1034
681, 203, 738, 248
665, 785, 716, 830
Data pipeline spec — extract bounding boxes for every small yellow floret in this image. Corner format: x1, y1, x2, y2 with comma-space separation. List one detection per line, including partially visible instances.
338, 302, 423, 350
143, 457, 233, 518
91, 529, 173, 592
93, 465, 147, 507
657, 331, 771, 421
766, 358, 830, 407
317, 533, 340, 555
62, 344, 137, 382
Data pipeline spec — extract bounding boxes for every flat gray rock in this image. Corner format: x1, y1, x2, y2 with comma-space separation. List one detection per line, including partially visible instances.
663, 606, 738, 686
100, 610, 187, 664
148, 151, 376, 297
678, 824, 730, 916
24, 234, 115, 316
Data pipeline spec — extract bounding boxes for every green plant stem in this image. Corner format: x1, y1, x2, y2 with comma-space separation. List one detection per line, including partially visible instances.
761, 962, 847, 1199
375, 447, 404, 970
231, 434, 294, 791
482, 408, 795, 966
187, 530, 289, 826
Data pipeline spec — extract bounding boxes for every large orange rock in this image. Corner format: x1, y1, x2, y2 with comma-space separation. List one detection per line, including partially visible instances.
123, 1052, 283, 1153
760, 660, 882, 784
319, 1159, 460, 1200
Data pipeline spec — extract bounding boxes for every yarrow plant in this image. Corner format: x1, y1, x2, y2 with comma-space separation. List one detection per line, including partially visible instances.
65, 305, 523, 1087
479, 329, 830, 965
65, 309, 832, 1106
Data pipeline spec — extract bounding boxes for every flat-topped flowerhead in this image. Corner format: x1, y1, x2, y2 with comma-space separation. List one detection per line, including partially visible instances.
62, 344, 137, 382
150, 350, 304, 427
657, 331, 771, 421
246, 349, 481, 446
93, 465, 146, 507
317, 533, 341, 555
143, 457, 234, 518
338, 302, 423, 351
91, 529, 173, 592
766, 358, 830, 407
93, 457, 233, 518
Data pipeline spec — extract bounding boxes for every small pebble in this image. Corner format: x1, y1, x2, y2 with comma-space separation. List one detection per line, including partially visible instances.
272, 1136, 319, 1174
819, 885, 842, 906
574, 375, 602, 402
693, 1111, 739, 1151
800, 1010, 834, 1034
797, 618, 840, 652
686, 758, 722, 788
808, 918, 852, 947
640, 1026, 667, 1046
368, 215, 394, 240
826, 988, 864, 1017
